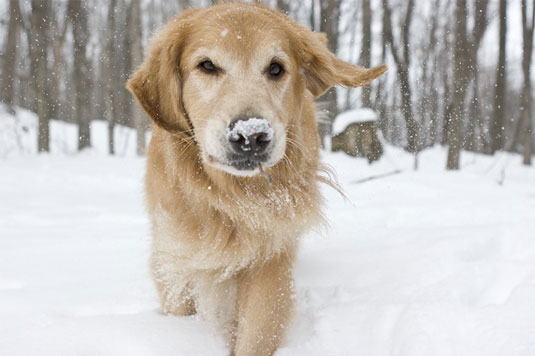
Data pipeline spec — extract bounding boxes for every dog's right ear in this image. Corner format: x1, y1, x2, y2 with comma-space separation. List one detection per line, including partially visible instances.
126, 9, 200, 132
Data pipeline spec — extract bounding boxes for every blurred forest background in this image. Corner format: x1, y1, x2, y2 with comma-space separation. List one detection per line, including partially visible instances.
0, 0, 534, 170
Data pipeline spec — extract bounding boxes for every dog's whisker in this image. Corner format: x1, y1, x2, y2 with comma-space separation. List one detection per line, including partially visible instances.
258, 163, 272, 185
282, 154, 300, 177
285, 139, 307, 159
285, 137, 306, 152
172, 139, 198, 161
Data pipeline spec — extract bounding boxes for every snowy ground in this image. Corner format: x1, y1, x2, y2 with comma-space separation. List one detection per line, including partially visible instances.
1, 111, 535, 355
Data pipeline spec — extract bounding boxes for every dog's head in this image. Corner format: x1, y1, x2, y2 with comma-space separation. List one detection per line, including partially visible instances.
127, 4, 386, 177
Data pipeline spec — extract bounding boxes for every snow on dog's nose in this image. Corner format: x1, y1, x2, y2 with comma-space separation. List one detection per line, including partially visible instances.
226, 118, 273, 156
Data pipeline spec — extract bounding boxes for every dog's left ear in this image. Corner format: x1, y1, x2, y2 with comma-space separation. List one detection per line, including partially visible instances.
298, 32, 387, 98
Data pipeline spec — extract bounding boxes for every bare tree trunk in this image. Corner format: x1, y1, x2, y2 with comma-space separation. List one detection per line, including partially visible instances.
0, 0, 22, 110
49, 9, 69, 121
275, 0, 290, 14
318, 0, 342, 149
383, 0, 420, 159
467, 75, 482, 152
447, 0, 469, 170
428, 68, 440, 145
521, 0, 535, 165
375, 2, 389, 142
310, 0, 316, 31
359, 0, 372, 108
440, 1, 455, 147
104, 0, 118, 155
343, 5, 359, 111
490, 0, 507, 153
129, 0, 146, 155
30, 0, 51, 152
68, 1, 91, 150
121, 0, 135, 154
466, 0, 489, 153
419, 0, 439, 148
447, 0, 488, 169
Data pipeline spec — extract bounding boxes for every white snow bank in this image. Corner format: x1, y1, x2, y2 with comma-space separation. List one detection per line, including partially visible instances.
332, 108, 377, 136
0, 105, 149, 157
1, 144, 535, 355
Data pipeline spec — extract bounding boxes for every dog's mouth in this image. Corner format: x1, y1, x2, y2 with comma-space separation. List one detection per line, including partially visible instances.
207, 153, 271, 172
226, 152, 270, 170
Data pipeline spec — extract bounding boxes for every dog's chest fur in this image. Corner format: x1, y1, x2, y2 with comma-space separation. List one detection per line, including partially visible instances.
146, 130, 322, 276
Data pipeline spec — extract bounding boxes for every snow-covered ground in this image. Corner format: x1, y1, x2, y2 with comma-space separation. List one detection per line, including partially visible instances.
1, 111, 535, 355
0, 105, 147, 158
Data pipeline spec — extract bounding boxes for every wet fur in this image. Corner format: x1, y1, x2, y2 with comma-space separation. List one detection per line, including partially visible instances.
127, 3, 386, 356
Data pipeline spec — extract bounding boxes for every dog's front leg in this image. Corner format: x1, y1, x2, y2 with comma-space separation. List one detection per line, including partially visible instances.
232, 251, 295, 356
151, 252, 196, 317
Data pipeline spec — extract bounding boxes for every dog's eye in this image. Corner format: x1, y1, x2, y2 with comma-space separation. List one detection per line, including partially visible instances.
198, 60, 217, 74
268, 62, 284, 79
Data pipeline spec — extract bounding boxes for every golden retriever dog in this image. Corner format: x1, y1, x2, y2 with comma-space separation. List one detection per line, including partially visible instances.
127, 3, 386, 355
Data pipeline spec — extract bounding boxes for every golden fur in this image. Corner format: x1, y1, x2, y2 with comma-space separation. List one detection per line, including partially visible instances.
127, 3, 386, 355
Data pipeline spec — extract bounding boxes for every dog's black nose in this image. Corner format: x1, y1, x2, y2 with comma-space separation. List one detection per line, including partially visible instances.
226, 118, 272, 156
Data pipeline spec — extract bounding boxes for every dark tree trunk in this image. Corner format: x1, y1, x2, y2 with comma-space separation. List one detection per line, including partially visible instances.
383, 0, 420, 156
447, 0, 469, 170
398, 67, 418, 154
103, 0, 118, 155
275, 0, 290, 14
49, 11, 68, 121
447, 0, 488, 169
310, 0, 316, 31
129, 0, 146, 155
317, 0, 342, 149
69, 1, 91, 150
360, 0, 372, 108
467, 74, 482, 152
466, 0, 489, 153
30, 0, 51, 152
521, 0, 535, 165
0, 0, 22, 109
375, 2, 389, 142
440, 5, 455, 147
428, 69, 439, 145
490, 0, 507, 153
419, 0, 439, 148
